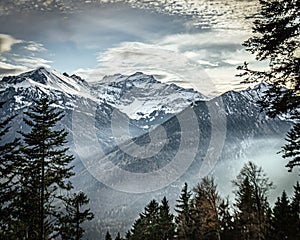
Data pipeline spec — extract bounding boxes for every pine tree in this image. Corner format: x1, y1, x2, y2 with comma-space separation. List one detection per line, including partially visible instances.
0, 102, 21, 239
175, 182, 194, 240
270, 191, 294, 240
233, 161, 273, 240
158, 197, 175, 240
105, 231, 112, 240
234, 177, 258, 240
282, 122, 300, 171
191, 176, 221, 240
115, 232, 122, 240
58, 191, 94, 240
290, 182, 300, 239
130, 199, 160, 240
18, 97, 75, 239
238, 0, 300, 171
125, 230, 132, 240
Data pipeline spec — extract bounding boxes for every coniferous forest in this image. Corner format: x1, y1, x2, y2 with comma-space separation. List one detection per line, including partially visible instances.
116, 164, 300, 240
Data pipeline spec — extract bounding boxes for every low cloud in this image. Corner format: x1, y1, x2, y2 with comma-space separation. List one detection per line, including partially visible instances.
24, 41, 46, 52
0, 35, 51, 77
0, 61, 27, 76
0, 34, 22, 53
13, 56, 52, 68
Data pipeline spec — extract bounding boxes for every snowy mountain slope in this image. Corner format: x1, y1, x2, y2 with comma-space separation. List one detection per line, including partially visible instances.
91, 72, 206, 123
0, 67, 144, 153
0, 67, 95, 102
240, 82, 272, 102
71, 86, 291, 238
101, 89, 289, 174
0, 67, 293, 238
1, 68, 207, 129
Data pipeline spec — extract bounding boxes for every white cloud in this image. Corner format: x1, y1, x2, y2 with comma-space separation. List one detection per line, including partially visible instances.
24, 41, 46, 52
13, 56, 52, 67
76, 28, 258, 96
0, 61, 28, 76
0, 35, 51, 77
0, 34, 22, 53
78, 41, 216, 95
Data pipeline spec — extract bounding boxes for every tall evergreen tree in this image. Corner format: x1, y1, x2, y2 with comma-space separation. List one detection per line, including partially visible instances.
18, 97, 75, 239
282, 123, 300, 171
105, 231, 112, 240
158, 197, 175, 240
130, 199, 161, 240
0, 103, 21, 239
115, 232, 122, 240
238, 0, 300, 171
233, 161, 273, 240
125, 230, 132, 240
290, 182, 300, 239
234, 177, 258, 240
270, 191, 294, 240
175, 182, 194, 240
58, 191, 94, 240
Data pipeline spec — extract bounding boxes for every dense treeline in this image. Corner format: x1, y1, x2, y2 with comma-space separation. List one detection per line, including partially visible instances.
0, 98, 93, 240
107, 161, 300, 240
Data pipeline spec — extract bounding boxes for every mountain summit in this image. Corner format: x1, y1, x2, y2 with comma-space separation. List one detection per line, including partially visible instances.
1, 68, 205, 125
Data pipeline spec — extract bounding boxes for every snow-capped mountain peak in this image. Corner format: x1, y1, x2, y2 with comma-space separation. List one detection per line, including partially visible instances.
91, 72, 206, 121
1, 67, 93, 99
241, 82, 272, 102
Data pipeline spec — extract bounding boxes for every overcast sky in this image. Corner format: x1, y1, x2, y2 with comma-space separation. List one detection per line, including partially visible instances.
0, 0, 261, 95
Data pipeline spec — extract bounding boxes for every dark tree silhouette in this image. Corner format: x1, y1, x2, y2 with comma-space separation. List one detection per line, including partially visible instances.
191, 176, 221, 240
158, 197, 175, 240
270, 191, 294, 239
105, 231, 112, 240
233, 162, 274, 240
175, 182, 194, 240
0, 102, 21, 239
18, 97, 74, 239
58, 191, 94, 240
238, 0, 300, 171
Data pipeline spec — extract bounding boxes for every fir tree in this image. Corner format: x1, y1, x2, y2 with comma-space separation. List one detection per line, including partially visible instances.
115, 232, 122, 240
18, 97, 75, 239
238, 0, 300, 171
290, 182, 300, 239
58, 191, 94, 240
125, 230, 132, 240
105, 230, 112, 240
130, 199, 160, 240
0, 102, 21, 239
175, 182, 194, 240
234, 177, 258, 240
158, 197, 175, 240
282, 122, 300, 171
270, 191, 293, 240
233, 161, 273, 240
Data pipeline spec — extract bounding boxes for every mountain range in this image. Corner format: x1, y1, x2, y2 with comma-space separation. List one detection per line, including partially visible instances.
0, 67, 292, 238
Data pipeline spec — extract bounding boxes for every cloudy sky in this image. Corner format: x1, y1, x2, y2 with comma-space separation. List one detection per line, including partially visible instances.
0, 0, 260, 95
